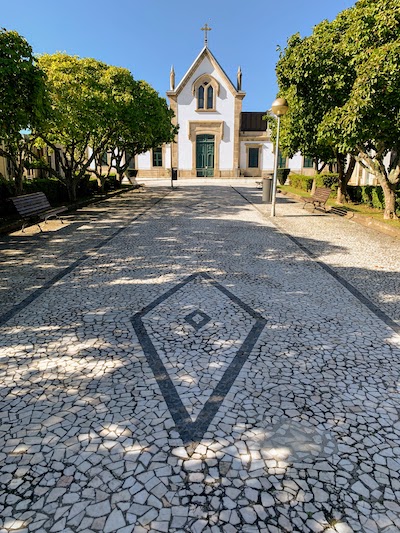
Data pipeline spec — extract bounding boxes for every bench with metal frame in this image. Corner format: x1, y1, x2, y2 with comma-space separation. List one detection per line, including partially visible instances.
10, 192, 68, 232
303, 187, 331, 212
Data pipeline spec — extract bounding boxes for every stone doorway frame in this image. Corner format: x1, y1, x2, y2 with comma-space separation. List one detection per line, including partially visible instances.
188, 121, 224, 177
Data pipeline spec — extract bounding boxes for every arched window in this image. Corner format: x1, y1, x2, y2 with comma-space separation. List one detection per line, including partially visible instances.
195, 79, 217, 110
207, 86, 213, 109
197, 82, 214, 110
198, 86, 205, 109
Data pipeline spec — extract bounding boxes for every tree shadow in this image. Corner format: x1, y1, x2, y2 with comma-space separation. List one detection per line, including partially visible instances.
1, 183, 399, 531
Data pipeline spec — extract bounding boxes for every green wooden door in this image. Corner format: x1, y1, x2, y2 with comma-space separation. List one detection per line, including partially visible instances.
196, 134, 215, 177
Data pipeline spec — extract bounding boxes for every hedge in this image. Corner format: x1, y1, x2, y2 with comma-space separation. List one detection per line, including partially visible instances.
285, 175, 400, 213
78, 174, 99, 197
24, 178, 69, 205
287, 173, 339, 195
0, 177, 17, 217
347, 185, 400, 212
277, 168, 290, 186
0, 175, 101, 219
287, 174, 314, 191
315, 173, 340, 189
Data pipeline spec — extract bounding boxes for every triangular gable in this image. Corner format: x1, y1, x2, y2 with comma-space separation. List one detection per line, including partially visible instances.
172, 46, 241, 97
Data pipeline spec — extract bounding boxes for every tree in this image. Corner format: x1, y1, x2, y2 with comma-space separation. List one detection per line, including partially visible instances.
0, 29, 48, 193
319, 0, 400, 218
37, 54, 177, 201
108, 80, 178, 184
36, 54, 132, 201
276, 22, 356, 202
277, 0, 400, 217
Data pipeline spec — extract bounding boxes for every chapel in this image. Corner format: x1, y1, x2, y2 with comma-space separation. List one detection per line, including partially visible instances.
135, 25, 289, 179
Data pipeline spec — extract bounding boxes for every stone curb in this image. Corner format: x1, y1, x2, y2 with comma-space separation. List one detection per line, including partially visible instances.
280, 189, 400, 239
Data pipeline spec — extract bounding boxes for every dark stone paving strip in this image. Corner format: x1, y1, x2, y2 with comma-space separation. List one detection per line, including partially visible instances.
184, 309, 212, 331
277, 227, 400, 336
0, 193, 168, 327
131, 272, 266, 448
233, 186, 400, 336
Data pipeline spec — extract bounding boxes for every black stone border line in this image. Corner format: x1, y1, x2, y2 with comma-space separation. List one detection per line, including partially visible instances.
131, 272, 266, 447
232, 186, 400, 336
0, 192, 169, 327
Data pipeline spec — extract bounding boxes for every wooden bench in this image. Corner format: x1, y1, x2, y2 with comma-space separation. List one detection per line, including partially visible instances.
10, 192, 68, 232
302, 187, 331, 212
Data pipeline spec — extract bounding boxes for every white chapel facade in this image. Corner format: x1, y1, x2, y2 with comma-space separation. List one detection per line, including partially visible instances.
134, 31, 307, 179
134, 38, 276, 178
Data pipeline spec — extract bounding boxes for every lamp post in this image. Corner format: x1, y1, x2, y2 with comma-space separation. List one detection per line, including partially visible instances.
170, 143, 174, 189
271, 97, 288, 217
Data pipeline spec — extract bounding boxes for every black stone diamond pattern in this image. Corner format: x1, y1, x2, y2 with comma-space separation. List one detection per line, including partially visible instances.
131, 272, 266, 446
185, 309, 211, 331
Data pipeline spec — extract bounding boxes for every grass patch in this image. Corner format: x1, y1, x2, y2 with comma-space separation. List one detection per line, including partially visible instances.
279, 185, 400, 229
279, 185, 310, 198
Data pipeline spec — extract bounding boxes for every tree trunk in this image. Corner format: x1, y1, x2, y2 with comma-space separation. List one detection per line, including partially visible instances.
116, 164, 130, 185
65, 171, 77, 202
310, 159, 325, 195
336, 155, 356, 204
14, 165, 25, 195
336, 153, 345, 204
379, 178, 398, 219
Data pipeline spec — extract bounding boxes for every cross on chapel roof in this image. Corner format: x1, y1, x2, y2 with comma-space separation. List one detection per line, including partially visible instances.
201, 23, 212, 47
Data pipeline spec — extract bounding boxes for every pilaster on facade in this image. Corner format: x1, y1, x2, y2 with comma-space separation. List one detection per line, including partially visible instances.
233, 92, 246, 176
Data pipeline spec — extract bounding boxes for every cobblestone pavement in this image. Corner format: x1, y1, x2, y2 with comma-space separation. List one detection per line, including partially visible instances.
235, 184, 400, 333
1, 181, 400, 533
0, 188, 168, 323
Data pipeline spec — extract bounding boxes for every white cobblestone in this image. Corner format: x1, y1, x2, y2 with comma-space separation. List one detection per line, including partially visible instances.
0, 181, 399, 532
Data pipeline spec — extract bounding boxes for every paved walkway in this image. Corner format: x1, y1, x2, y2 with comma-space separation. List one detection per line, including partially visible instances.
1, 180, 400, 533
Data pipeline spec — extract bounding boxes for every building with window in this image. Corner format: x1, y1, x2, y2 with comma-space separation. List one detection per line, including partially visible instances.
0, 39, 318, 183
133, 42, 306, 179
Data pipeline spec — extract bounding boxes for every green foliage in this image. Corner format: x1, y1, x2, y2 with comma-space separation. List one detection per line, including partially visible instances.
277, 0, 400, 217
277, 168, 290, 185
77, 174, 99, 197
0, 29, 49, 194
110, 80, 178, 180
288, 173, 338, 195
315, 173, 339, 189
36, 54, 136, 200
87, 177, 100, 194
104, 174, 117, 191
38, 54, 117, 147
0, 176, 16, 198
288, 174, 314, 191
347, 185, 400, 212
23, 178, 68, 205
0, 177, 17, 216
276, 22, 347, 164
37, 54, 177, 201
1, 176, 78, 217
0, 29, 48, 136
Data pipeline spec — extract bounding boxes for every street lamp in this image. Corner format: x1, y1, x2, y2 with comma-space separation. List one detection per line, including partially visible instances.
271, 97, 289, 217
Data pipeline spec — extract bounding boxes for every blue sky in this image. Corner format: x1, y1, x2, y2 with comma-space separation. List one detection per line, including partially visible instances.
2, 0, 355, 111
